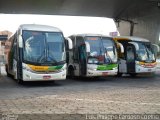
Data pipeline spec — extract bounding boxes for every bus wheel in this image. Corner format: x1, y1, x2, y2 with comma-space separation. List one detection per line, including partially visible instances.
6, 71, 11, 77
68, 67, 75, 79
5, 65, 11, 77
117, 73, 122, 77
130, 73, 137, 77
6, 70, 13, 78
69, 69, 75, 79
17, 79, 23, 84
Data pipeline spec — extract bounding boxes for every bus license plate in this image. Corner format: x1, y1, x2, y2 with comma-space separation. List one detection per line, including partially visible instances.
148, 69, 151, 72
102, 72, 108, 76
43, 76, 51, 80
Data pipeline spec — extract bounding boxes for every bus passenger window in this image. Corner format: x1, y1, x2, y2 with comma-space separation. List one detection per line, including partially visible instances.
127, 47, 134, 61
137, 49, 147, 61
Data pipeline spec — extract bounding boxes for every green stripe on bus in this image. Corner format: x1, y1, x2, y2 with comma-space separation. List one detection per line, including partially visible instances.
97, 64, 118, 70
48, 65, 63, 70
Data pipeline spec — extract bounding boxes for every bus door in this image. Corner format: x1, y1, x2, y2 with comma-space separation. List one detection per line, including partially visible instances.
126, 44, 136, 73
8, 48, 14, 72
8, 37, 17, 74
79, 44, 87, 76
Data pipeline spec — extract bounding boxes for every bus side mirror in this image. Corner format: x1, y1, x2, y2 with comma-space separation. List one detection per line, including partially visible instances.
18, 29, 22, 36
128, 42, 139, 51
65, 38, 73, 50
18, 35, 23, 48
152, 44, 160, 56
85, 42, 90, 53
117, 42, 124, 53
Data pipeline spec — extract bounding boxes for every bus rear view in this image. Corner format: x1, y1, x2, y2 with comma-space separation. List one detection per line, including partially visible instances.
5, 24, 71, 83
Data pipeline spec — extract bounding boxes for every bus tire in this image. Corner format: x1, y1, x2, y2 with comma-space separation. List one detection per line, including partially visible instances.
117, 73, 122, 77
70, 69, 75, 79
117, 66, 122, 77
68, 66, 75, 79
17, 79, 23, 84
6, 65, 12, 77
6, 71, 12, 77
130, 73, 137, 77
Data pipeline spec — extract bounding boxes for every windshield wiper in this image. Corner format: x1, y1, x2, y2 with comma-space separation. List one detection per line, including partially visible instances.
105, 48, 112, 63
37, 48, 46, 63
47, 44, 57, 63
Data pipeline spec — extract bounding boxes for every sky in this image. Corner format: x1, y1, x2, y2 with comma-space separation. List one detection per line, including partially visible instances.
0, 14, 118, 37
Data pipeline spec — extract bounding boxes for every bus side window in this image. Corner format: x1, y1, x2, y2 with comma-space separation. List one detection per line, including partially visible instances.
13, 38, 17, 60
116, 41, 124, 59
126, 47, 135, 61
116, 46, 124, 59
70, 36, 76, 61
73, 36, 78, 62
75, 36, 84, 61
8, 35, 17, 70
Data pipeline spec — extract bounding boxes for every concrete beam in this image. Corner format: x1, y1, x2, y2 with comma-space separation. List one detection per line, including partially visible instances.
116, 1, 160, 43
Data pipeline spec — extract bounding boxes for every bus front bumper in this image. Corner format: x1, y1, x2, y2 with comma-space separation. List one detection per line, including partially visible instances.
136, 65, 156, 73
22, 70, 66, 81
87, 69, 117, 77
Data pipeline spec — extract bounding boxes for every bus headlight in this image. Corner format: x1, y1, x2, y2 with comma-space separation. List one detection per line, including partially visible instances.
87, 65, 97, 71
88, 68, 97, 71
137, 63, 145, 67
137, 62, 157, 68
59, 64, 66, 72
112, 67, 118, 70
23, 64, 33, 72
88, 58, 98, 64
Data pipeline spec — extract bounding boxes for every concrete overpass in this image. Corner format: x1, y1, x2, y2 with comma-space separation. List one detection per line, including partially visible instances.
0, 0, 160, 43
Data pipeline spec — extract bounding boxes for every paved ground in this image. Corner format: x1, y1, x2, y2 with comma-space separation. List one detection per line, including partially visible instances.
0, 66, 160, 120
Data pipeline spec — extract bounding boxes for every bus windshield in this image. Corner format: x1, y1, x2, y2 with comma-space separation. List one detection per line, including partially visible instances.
85, 36, 117, 64
102, 37, 118, 63
136, 42, 155, 62
22, 30, 65, 64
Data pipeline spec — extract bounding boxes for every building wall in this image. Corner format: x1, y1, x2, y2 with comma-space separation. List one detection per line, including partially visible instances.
0, 31, 12, 63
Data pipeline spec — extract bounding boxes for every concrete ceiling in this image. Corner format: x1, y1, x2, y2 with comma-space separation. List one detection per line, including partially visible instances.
0, 0, 159, 19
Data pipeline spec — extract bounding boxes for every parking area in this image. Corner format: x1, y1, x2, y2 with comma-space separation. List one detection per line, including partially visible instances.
0, 65, 160, 119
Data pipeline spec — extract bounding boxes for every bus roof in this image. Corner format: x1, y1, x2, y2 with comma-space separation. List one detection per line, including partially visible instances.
114, 36, 150, 42
70, 34, 112, 38
19, 24, 62, 32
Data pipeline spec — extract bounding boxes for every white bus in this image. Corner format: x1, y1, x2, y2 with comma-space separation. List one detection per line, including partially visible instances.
67, 34, 119, 78
113, 36, 159, 77
5, 24, 72, 83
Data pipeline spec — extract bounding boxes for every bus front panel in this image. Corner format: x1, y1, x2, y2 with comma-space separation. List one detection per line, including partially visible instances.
22, 63, 66, 81
21, 30, 66, 81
